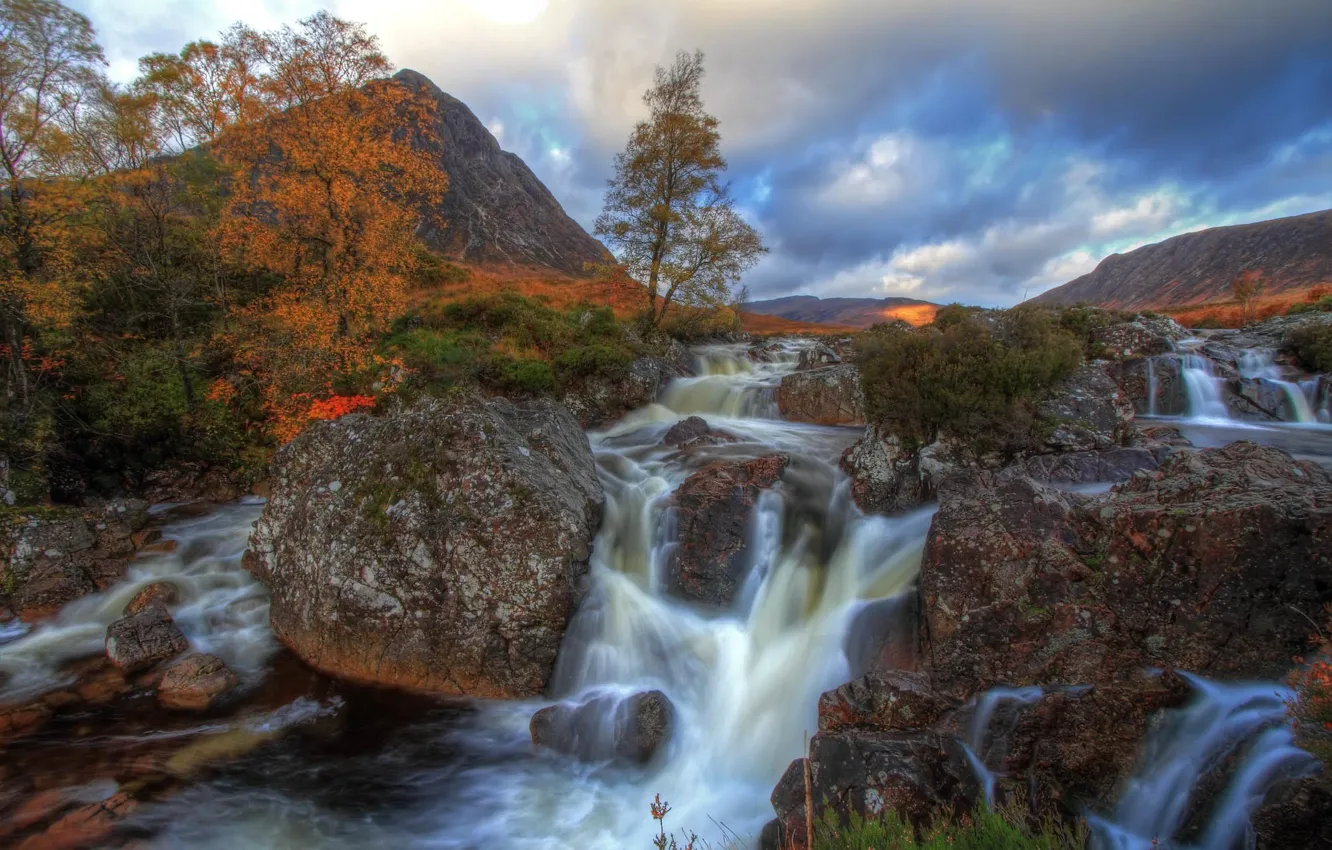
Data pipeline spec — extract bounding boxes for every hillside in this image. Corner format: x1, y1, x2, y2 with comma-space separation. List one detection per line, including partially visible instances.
1033, 209, 1332, 309
394, 70, 611, 277
744, 295, 939, 328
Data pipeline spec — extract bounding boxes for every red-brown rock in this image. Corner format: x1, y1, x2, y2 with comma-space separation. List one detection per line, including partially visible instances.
123, 582, 178, 617
104, 606, 188, 674
157, 653, 239, 711
668, 454, 789, 606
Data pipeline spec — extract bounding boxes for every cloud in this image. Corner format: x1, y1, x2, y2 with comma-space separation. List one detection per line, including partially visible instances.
66, 0, 1332, 306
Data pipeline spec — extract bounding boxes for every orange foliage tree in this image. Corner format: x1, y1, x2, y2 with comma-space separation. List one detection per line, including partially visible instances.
214, 12, 445, 441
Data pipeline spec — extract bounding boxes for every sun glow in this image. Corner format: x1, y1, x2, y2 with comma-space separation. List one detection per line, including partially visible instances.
468, 0, 549, 25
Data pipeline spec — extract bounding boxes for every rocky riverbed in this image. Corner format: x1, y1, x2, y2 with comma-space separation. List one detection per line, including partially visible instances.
0, 326, 1329, 849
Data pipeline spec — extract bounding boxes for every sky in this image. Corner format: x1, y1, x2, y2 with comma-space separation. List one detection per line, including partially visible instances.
69, 0, 1332, 306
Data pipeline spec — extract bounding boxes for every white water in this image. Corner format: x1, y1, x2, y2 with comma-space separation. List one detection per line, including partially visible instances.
0, 499, 275, 701
1088, 675, 1316, 850
1237, 350, 1320, 424
1177, 340, 1232, 422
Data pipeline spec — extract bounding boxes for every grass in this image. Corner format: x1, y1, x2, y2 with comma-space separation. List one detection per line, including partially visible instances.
812, 803, 1088, 850
1160, 284, 1332, 328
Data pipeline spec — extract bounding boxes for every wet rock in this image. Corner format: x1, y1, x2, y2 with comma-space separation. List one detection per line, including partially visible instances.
530, 689, 674, 764
796, 343, 841, 371
123, 581, 178, 617
2, 502, 153, 623
667, 454, 789, 606
1113, 354, 1187, 416
246, 395, 604, 697
1038, 364, 1135, 451
921, 441, 1332, 701
839, 430, 959, 515
1093, 313, 1189, 358
14, 791, 137, 850
818, 671, 950, 733
748, 342, 783, 363
663, 416, 711, 446
142, 461, 241, 504
777, 364, 864, 426
1005, 447, 1164, 485
104, 606, 189, 674
157, 653, 239, 711
1253, 776, 1332, 850
562, 354, 691, 429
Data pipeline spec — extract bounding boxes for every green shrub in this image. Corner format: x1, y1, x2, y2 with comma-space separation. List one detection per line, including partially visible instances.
1285, 324, 1332, 372
556, 343, 634, 383
1293, 295, 1332, 315
931, 303, 976, 330
856, 307, 1082, 456
499, 358, 555, 394
813, 803, 1087, 850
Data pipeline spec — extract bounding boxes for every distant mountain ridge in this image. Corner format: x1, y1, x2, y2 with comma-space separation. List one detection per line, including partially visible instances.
393, 70, 610, 277
743, 295, 939, 329
1033, 209, 1332, 309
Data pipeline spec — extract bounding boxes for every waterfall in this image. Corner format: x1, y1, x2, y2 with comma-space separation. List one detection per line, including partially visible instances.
1087, 675, 1316, 850
1146, 357, 1159, 417
1238, 350, 1320, 424
1178, 345, 1232, 422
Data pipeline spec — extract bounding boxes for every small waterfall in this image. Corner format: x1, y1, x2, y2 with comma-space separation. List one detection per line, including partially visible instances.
1146, 357, 1159, 417
961, 685, 1045, 805
1089, 675, 1316, 850
1237, 350, 1320, 424
1179, 348, 1232, 421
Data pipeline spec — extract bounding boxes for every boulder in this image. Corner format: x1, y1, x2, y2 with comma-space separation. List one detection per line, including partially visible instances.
1038, 364, 1135, 451
562, 353, 691, 429
530, 689, 674, 764
663, 416, 710, 446
104, 606, 189, 674
1005, 447, 1164, 485
839, 430, 960, 515
1253, 776, 1332, 850
748, 342, 783, 363
796, 343, 841, 371
157, 653, 239, 711
1092, 314, 1189, 358
123, 581, 178, 616
667, 454, 788, 606
245, 395, 604, 697
921, 441, 1332, 701
1113, 354, 1187, 416
817, 670, 950, 733
777, 364, 865, 426
2, 501, 152, 622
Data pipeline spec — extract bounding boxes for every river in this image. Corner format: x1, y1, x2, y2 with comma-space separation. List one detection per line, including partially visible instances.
0, 341, 1318, 849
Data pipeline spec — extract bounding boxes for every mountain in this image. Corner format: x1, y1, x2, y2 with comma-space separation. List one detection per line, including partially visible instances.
393, 70, 610, 277
743, 295, 939, 329
1033, 209, 1332, 309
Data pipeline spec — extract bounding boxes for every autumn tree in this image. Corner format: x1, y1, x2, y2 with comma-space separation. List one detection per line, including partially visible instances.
1232, 269, 1266, 325
136, 26, 266, 151
0, 0, 104, 417
595, 50, 765, 330
216, 11, 445, 440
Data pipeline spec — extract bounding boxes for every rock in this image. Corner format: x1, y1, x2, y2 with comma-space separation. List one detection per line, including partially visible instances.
157, 653, 239, 711
123, 581, 178, 616
530, 689, 674, 764
104, 606, 189, 674
246, 395, 604, 697
663, 416, 711, 446
12, 563, 96, 622
817, 671, 950, 733
777, 364, 864, 425
14, 791, 137, 850
839, 430, 959, 515
768, 732, 979, 849
748, 342, 783, 363
1253, 776, 1332, 850
392, 69, 610, 276
1038, 364, 1135, 451
1005, 447, 1163, 485
2, 502, 154, 623
796, 343, 841, 371
1113, 354, 1188, 416
667, 454, 788, 606
1092, 314, 1189, 358
142, 461, 241, 504
561, 355, 687, 429
920, 442, 1332, 702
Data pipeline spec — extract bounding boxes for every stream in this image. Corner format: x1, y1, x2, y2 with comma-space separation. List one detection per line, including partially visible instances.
0, 340, 1320, 849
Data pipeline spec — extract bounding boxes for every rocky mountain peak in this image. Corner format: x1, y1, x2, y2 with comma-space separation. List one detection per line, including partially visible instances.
392, 69, 610, 276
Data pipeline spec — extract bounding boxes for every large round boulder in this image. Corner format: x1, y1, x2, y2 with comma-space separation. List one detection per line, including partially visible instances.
245, 396, 604, 698
530, 689, 674, 764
